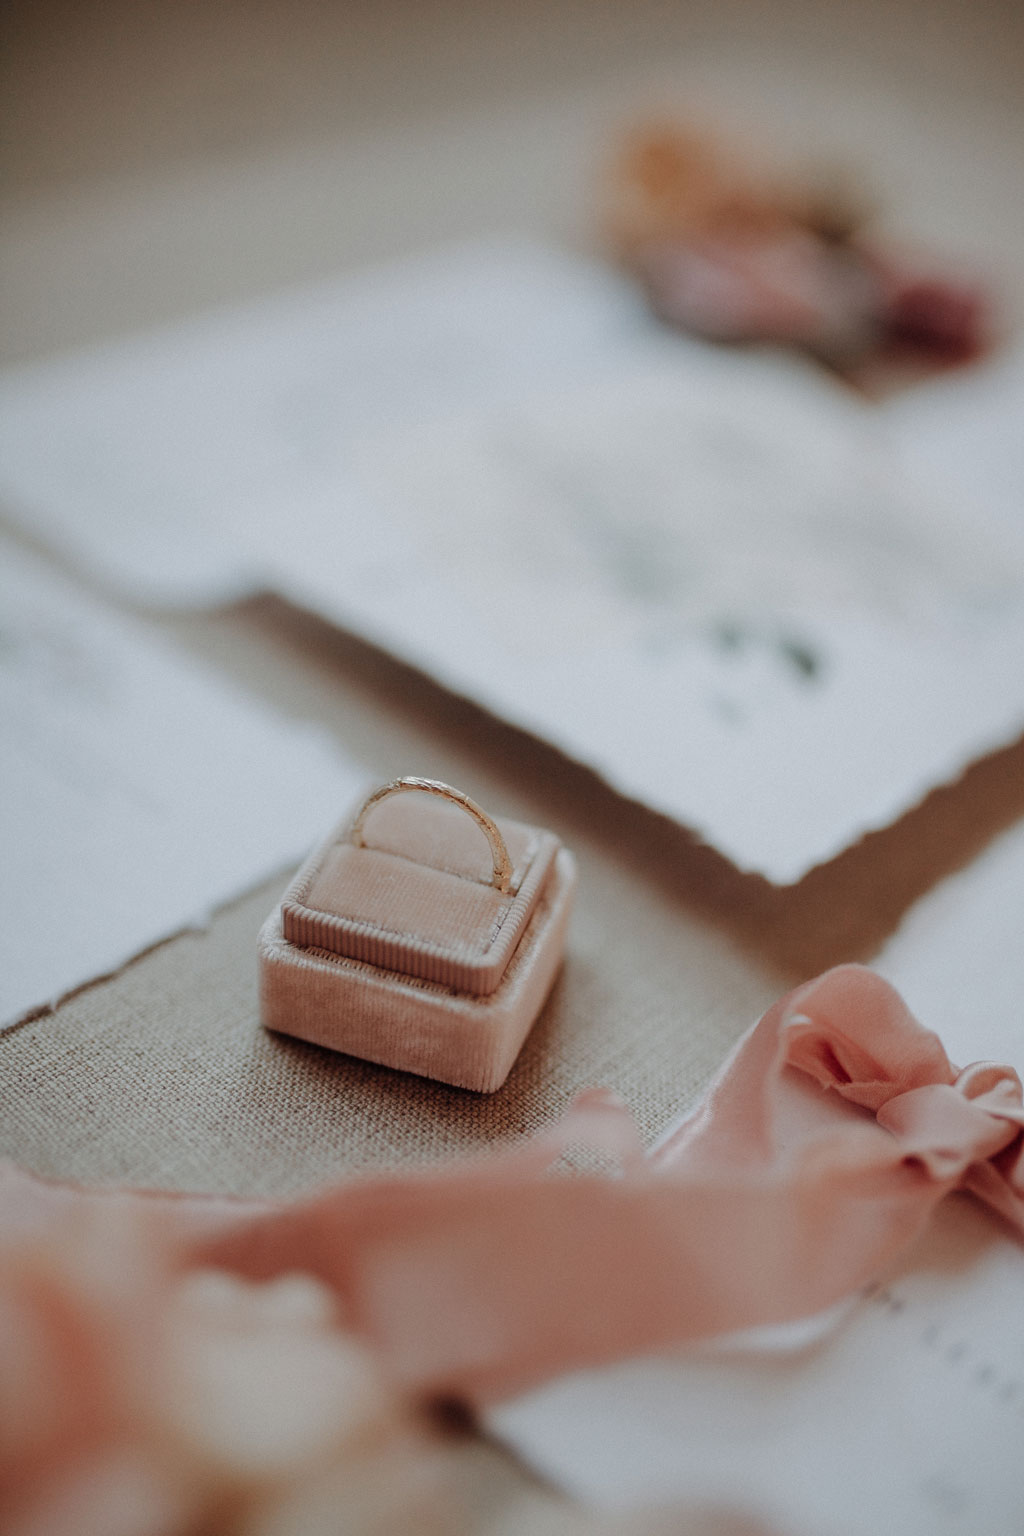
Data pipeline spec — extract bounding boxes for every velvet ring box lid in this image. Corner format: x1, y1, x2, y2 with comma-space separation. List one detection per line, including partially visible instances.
259, 778, 577, 1092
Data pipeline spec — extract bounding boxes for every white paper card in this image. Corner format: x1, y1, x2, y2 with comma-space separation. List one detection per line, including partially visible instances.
885, 343, 1024, 549
0, 545, 365, 1027
0, 240, 643, 605
492, 827, 1024, 1535
288, 350, 1024, 881
2, 240, 1023, 882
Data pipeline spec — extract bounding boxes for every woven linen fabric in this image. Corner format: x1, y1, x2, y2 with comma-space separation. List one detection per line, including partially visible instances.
0, 849, 779, 1199
5, 587, 1024, 1199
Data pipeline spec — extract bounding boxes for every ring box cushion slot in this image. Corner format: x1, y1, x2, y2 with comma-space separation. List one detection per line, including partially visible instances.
281, 796, 558, 995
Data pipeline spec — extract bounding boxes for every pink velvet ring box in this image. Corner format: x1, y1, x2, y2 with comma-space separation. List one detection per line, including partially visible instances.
258, 777, 577, 1092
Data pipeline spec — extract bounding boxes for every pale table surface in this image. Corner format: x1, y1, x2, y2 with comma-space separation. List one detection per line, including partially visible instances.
2, 2, 1023, 1530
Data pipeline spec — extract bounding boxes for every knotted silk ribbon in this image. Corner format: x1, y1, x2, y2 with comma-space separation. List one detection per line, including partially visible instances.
193, 964, 1024, 1403
5, 965, 1023, 1407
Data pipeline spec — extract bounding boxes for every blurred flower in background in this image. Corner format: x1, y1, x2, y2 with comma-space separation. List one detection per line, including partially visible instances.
0, 1175, 457, 1536
607, 122, 993, 385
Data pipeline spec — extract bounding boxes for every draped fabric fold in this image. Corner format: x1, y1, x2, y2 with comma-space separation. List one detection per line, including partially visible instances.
193, 965, 1024, 1402
4, 965, 1023, 1412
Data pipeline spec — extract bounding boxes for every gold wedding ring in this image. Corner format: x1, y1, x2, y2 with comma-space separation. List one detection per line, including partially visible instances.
350, 777, 514, 895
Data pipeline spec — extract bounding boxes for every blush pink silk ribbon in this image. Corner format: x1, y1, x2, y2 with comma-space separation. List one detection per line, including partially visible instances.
6, 965, 1024, 1407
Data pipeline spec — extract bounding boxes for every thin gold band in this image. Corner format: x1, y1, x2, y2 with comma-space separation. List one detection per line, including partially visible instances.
350, 777, 514, 895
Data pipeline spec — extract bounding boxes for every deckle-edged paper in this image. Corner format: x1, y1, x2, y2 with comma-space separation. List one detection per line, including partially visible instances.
1, 238, 1023, 881
286, 348, 1024, 882
0, 545, 365, 1027
0, 240, 637, 605
492, 823, 1024, 1536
